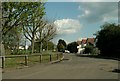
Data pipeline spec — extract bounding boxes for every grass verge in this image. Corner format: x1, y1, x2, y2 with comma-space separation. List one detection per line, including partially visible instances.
4, 52, 62, 68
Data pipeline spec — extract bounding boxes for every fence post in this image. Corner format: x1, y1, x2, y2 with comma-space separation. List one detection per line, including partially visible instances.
25, 55, 28, 66
2, 56, 5, 69
39, 55, 42, 63
50, 55, 52, 61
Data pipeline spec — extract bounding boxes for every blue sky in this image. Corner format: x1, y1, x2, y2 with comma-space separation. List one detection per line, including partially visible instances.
44, 2, 118, 44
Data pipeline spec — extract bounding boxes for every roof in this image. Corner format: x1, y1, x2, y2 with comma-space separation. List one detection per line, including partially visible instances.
77, 38, 95, 45
77, 40, 81, 45
81, 39, 87, 44
87, 38, 95, 45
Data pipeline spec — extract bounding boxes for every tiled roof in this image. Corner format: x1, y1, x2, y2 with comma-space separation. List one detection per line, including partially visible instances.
81, 39, 87, 44
87, 38, 95, 45
77, 38, 95, 45
77, 40, 81, 45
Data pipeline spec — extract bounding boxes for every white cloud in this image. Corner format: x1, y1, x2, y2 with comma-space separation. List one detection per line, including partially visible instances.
78, 2, 118, 23
54, 19, 82, 35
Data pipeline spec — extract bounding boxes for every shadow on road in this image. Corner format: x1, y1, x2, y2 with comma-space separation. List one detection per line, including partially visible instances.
76, 54, 120, 61
75, 54, 120, 74
111, 69, 120, 73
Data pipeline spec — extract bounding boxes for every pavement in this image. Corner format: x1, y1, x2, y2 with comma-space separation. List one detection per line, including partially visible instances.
2, 53, 119, 79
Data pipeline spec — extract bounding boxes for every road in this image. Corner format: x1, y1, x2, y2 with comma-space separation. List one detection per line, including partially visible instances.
2, 53, 119, 79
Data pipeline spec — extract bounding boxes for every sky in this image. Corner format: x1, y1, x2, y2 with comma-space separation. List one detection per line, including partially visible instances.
44, 1, 119, 44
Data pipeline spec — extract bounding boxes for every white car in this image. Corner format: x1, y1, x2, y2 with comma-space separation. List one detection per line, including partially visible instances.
65, 50, 70, 53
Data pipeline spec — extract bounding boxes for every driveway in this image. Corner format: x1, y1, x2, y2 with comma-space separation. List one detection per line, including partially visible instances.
2, 53, 119, 79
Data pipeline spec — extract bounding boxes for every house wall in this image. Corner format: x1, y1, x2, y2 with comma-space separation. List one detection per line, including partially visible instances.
77, 45, 85, 54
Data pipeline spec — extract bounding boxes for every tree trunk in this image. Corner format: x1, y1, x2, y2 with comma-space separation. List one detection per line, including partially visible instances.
39, 29, 42, 53
47, 40, 48, 51
31, 38, 35, 54
17, 40, 19, 54
39, 42, 41, 53
0, 43, 5, 56
39, 41, 42, 53
40, 41, 42, 52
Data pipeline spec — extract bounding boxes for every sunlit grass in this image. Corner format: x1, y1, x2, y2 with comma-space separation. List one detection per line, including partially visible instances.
4, 52, 62, 68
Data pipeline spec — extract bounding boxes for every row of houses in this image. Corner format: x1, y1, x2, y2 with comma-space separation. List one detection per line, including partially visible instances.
77, 37, 95, 47
76, 38, 95, 54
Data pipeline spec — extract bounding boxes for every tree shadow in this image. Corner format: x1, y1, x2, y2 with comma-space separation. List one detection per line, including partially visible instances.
111, 69, 120, 73
76, 54, 120, 74
76, 54, 120, 61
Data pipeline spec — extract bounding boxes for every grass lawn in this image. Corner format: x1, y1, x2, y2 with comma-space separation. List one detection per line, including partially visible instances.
4, 52, 63, 68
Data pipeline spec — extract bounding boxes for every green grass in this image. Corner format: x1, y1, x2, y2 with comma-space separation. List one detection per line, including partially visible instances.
4, 52, 62, 68
5, 57, 25, 68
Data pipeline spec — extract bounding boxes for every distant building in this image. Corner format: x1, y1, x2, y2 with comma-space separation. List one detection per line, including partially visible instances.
86, 38, 95, 46
19, 45, 29, 50
77, 38, 86, 54
77, 40, 81, 45
77, 37, 95, 54
19, 46, 24, 50
81, 38, 87, 47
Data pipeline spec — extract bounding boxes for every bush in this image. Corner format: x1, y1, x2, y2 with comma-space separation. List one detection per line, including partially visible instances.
92, 48, 100, 55
84, 45, 94, 54
95, 23, 120, 57
57, 44, 65, 52
57, 39, 67, 53
67, 42, 79, 53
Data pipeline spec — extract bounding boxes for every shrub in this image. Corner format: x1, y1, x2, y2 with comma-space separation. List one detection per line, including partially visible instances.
84, 45, 94, 54
95, 23, 120, 57
67, 42, 79, 53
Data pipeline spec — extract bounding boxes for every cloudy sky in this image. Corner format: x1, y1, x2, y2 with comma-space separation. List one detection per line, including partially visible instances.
45, 1, 119, 44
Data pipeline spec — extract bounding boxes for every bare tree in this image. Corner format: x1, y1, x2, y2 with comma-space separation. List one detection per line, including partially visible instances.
23, 20, 45, 53
35, 21, 57, 52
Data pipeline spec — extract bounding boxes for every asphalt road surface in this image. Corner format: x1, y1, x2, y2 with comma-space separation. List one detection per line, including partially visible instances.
2, 53, 119, 79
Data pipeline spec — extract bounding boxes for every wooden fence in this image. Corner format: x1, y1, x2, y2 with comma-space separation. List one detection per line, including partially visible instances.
0, 53, 63, 69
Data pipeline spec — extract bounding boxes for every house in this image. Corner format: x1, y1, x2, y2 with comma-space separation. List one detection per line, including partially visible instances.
77, 38, 86, 54
77, 45, 85, 54
81, 38, 87, 47
86, 38, 95, 46
19, 45, 29, 50
77, 40, 81, 45
77, 37, 95, 54
19, 46, 24, 50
